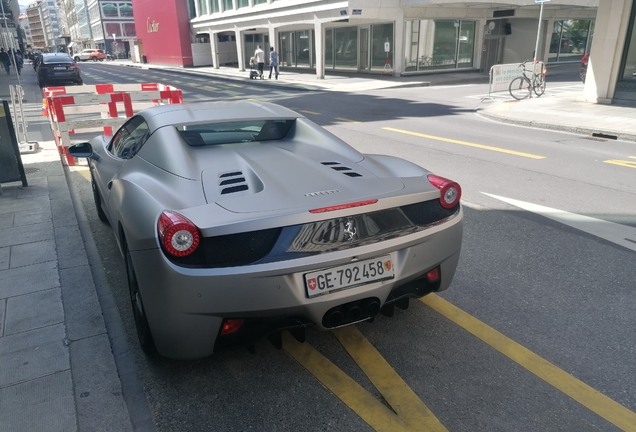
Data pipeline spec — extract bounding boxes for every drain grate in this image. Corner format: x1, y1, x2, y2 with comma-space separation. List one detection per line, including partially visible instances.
591, 132, 617, 140
23, 167, 40, 174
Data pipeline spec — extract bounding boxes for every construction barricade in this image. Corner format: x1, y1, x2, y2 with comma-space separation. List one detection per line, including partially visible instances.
42, 83, 184, 165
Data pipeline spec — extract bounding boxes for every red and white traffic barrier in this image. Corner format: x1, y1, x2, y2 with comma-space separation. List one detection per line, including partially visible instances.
42, 83, 183, 165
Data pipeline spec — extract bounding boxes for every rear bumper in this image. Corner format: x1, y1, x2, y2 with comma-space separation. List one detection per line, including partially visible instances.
132, 208, 463, 359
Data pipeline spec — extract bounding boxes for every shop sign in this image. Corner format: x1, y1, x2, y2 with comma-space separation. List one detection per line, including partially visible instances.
147, 18, 159, 33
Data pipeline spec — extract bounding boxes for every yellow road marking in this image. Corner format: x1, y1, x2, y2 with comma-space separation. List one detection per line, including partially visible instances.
383, 127, 546, 159
68, 166, 91, 182
299, 110, 321, 115
336, 117, 361, 123
604, 159, 636, 169
422, 294, 636, 431
283, 329, 446, 432
629, 156, 636, 159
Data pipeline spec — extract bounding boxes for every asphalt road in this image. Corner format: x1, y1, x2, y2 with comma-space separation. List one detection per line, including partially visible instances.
67, 63, 636, 432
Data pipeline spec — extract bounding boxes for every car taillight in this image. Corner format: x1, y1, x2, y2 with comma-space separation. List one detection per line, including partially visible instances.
70, 63, 78, 69
427, 174, 461, 209
157, 211, 200, 257
220, 319, 244, 335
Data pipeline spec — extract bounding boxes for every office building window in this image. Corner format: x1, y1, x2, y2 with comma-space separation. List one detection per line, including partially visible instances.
197, 0, 208, 15
211, 0, 219, 13
403, 19, 476, 72
619, 1, 636, 82
238, 0, 249, 8
222, 0, 233, 11
254, 0, 267, 4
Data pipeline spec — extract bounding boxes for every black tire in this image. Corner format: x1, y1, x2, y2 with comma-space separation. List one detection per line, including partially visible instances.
92, 57, 98, 62
533, 75, 546, 97
91, 173, 110, 224
509, 76, 531, 100
99, 58, 104, 61
125, 239, 157, 355
76, 78, 83, 86
74, 56, 80, 62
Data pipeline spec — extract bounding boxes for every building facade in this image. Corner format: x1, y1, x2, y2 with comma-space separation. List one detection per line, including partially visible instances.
1, 0, 22, 51
130, 0, 635, 105
25, 0, 62, 52
18, 13, 34, 49
87, 0, 136, 58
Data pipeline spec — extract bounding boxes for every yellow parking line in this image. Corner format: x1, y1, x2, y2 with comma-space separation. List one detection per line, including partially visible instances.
604, 159, 636, 169
629, 156, 636, 159
422, 294, 636, 431
383, 127, 546, 159
283, 329, 446, 432
336, 117, 361, 123
299, 110, 321, 115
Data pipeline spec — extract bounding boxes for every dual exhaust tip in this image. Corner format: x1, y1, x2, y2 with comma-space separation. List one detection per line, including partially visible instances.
322, 297, 381, 328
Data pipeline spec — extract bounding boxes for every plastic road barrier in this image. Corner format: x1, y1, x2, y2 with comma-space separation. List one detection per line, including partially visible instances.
42, 83, 183, 165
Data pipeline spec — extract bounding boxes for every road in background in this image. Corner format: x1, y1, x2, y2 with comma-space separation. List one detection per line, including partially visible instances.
68, 63, 636, 432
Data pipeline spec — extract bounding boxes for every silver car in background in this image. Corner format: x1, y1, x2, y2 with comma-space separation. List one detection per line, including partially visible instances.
69, 101, 464, 360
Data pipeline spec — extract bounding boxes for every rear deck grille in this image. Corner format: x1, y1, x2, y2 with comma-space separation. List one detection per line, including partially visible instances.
219, 171, 248, 195
321, 161, 363, 178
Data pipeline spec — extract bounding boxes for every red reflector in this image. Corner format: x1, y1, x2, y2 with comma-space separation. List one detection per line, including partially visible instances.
426, 267, 440, 282
309, 199, 378, 214
221, 319, 244, 336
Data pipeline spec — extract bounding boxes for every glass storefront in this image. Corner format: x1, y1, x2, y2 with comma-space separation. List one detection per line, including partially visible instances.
403, 19, 476, 72
616, 0, 636, 101
279, 30, 315, 68
548, 20, 594, 63
371, 24, 393, 70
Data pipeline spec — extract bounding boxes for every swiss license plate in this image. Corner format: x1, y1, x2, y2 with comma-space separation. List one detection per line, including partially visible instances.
54, 67, 66, 70
304, 255, 394, 298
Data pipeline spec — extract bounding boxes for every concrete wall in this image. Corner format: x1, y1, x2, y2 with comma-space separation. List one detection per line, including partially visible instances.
502, 19, 541, 64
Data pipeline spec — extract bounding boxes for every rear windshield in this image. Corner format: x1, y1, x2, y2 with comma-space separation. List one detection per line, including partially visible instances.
43, 56, 73, 64
176, 119, 294, 146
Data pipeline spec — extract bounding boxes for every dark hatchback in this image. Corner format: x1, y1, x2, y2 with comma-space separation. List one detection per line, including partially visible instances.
37, 53, 83, 87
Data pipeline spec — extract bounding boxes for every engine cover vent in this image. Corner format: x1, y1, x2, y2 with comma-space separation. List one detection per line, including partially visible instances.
219, 171, 248, 195
321, 161, 362, 178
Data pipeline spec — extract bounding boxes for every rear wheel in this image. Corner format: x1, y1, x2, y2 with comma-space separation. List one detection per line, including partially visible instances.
92, 56, 98, 62
125, 238, 157, 355
74, 56, 80, 62
509, 76, 531, 100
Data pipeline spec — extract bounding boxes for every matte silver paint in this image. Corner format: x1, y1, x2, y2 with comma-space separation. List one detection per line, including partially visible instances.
84, 101, 464, 359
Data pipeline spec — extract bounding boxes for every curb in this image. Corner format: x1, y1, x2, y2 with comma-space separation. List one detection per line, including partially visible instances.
475, 109, 636, 143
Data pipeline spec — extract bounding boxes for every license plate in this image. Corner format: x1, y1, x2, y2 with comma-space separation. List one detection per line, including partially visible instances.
54, 67, 66, 70
304, 255, 394, 298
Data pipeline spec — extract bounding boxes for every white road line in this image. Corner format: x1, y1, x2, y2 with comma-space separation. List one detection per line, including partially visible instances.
481, 193, 636, 252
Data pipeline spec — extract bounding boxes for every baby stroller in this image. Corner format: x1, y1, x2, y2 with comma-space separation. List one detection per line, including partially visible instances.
248, 57, 262, 80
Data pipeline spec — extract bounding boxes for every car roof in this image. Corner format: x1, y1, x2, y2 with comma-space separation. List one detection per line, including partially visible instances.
140, 101, 302, 133
42, 53, 73, 60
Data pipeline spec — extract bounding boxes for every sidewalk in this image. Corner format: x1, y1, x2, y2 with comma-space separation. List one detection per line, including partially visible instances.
111, 58, 636, 142
0, 65, 153, 431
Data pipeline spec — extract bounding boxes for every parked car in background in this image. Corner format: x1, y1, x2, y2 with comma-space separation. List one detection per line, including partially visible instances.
67, 101, 464, 360
37, 53, 83, 87
581, 52, 590, 83
74, 48, 106, 62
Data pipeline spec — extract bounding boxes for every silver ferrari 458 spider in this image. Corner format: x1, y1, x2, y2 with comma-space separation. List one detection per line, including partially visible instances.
68, 101, 464, 360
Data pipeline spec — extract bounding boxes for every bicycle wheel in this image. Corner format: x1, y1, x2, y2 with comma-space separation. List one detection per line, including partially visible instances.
533, 75, 546, 97
509, 76, 531, 100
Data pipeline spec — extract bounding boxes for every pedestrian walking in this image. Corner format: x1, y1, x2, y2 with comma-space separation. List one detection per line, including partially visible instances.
268, 46, 279, 80
13, 50, 23, 75
254, 45, 265, 79
0, 48, 10, 75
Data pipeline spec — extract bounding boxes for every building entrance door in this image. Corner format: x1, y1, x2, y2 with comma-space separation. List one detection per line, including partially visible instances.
481, 36, 504, 73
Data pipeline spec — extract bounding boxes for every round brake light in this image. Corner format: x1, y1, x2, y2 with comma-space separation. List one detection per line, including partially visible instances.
427, 174, 462, 209
157, 211, 200, 257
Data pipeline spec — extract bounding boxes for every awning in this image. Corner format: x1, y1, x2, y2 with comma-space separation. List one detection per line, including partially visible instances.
67, 42, 75, 48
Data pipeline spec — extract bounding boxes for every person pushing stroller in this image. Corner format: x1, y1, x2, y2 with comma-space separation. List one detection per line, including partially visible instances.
248, 56, 261, 80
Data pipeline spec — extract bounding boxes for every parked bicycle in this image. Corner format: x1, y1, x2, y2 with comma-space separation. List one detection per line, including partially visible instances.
509, 60, 546, 100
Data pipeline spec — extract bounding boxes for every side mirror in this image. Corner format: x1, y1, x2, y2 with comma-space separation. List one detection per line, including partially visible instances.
68, 142, 99, 161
